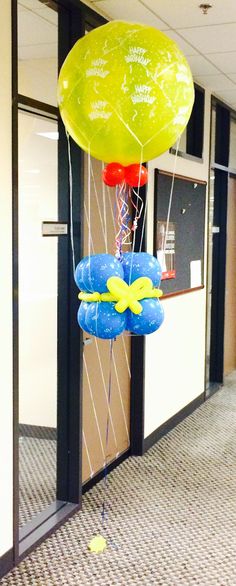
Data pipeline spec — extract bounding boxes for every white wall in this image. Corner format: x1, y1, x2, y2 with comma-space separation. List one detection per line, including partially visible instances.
144, 89, 211, 438
0, 0, 13, 556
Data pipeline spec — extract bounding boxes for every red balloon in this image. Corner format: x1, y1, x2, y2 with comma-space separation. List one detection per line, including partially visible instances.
124, 164, 148, 187
102, 162, 125, 186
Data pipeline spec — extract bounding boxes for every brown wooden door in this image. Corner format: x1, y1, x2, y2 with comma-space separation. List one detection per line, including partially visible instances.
82, 156, 131, 483
224, 176, 236, 375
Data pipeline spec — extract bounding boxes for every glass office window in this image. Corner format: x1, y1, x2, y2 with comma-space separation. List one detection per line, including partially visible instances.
171, 85, 204, 159
229, 115, 236, 169
18, 0, 58, 106
18, 111, 58, 525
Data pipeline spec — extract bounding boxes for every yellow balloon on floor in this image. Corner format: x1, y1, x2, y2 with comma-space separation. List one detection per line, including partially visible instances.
58, 21, 194, 165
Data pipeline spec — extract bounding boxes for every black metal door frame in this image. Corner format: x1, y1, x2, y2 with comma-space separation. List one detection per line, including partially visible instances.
11, 0, 87, 564
208, 99, 235, 388
209, 167, 228, 384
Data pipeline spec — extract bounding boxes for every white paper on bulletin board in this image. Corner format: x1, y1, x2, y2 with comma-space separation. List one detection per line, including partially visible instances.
190, 260, 202, 288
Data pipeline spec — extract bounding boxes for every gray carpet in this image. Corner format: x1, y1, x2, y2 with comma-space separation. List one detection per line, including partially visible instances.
2, 373, 236, 585
19, 436, 56, 527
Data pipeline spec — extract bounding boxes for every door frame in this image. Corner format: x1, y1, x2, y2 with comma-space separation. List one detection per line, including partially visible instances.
11, 0, 145, 568
12, 0, 84, 562
207, 97, 236, 392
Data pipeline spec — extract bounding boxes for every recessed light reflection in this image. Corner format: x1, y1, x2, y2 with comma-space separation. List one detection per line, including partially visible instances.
37, 132, 59, 140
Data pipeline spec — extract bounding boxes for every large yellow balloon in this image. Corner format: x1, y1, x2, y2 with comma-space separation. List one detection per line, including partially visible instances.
58, 21, 194, 165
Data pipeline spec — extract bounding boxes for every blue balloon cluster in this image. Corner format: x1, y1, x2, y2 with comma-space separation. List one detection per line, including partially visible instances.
75, 253, 164, 339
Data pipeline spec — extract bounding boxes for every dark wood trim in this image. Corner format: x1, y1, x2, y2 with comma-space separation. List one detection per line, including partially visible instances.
17, 94, 58, 119
158, 169, 207, 185
82, 450, 130, 494
0, 549, 14, 580
162, 285, 204, 300
19, 503, 79, 559
143, 392, 205, 453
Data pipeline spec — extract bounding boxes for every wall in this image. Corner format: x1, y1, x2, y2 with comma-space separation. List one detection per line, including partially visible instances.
144, 89, 211, 438
0, 0, 13, 556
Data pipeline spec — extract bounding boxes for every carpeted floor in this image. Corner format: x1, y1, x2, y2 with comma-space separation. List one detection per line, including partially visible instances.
19, 435, 56, 526
2, 373, 236, 585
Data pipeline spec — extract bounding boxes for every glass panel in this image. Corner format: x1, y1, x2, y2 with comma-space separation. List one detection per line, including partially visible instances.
211, 106, 216, 165
18, 0, 58, 106
229, 115, 236, 169
206, 105, 217, 388
172, 127, 187, 154
18, 111, 58, 526
205, 170, 215, 387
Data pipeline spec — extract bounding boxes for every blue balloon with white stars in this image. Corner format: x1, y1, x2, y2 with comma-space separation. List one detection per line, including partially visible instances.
77, 301, 93, 335
85, 301, 127, 339
75, 253, 164, 339
78, 254, 124, 293
126, 298, 164, 335
74, 256, 91, 292
121, 252, 162, 287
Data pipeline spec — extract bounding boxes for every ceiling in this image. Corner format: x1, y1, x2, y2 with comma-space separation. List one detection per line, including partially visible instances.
82, 0, 236, 109
18, 0, 236, 110
18, 0, 57, 61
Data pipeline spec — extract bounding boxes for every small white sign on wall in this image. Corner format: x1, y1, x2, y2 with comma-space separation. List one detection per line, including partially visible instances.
42, 222, 68, 236
190, 260, 202, 288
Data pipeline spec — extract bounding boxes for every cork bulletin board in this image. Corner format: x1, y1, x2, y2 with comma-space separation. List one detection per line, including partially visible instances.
154, 170, 206, 297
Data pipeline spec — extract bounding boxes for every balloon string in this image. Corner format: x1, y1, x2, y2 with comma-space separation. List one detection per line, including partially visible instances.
129, 148, 144, 284
139, 177, 149, 252
115, 182, 132, 259
102, 162, 108, 254
130, 185, 144, 228
66, 132, 76, 276
88, 147, 92, 285
102, 338, 114, 526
